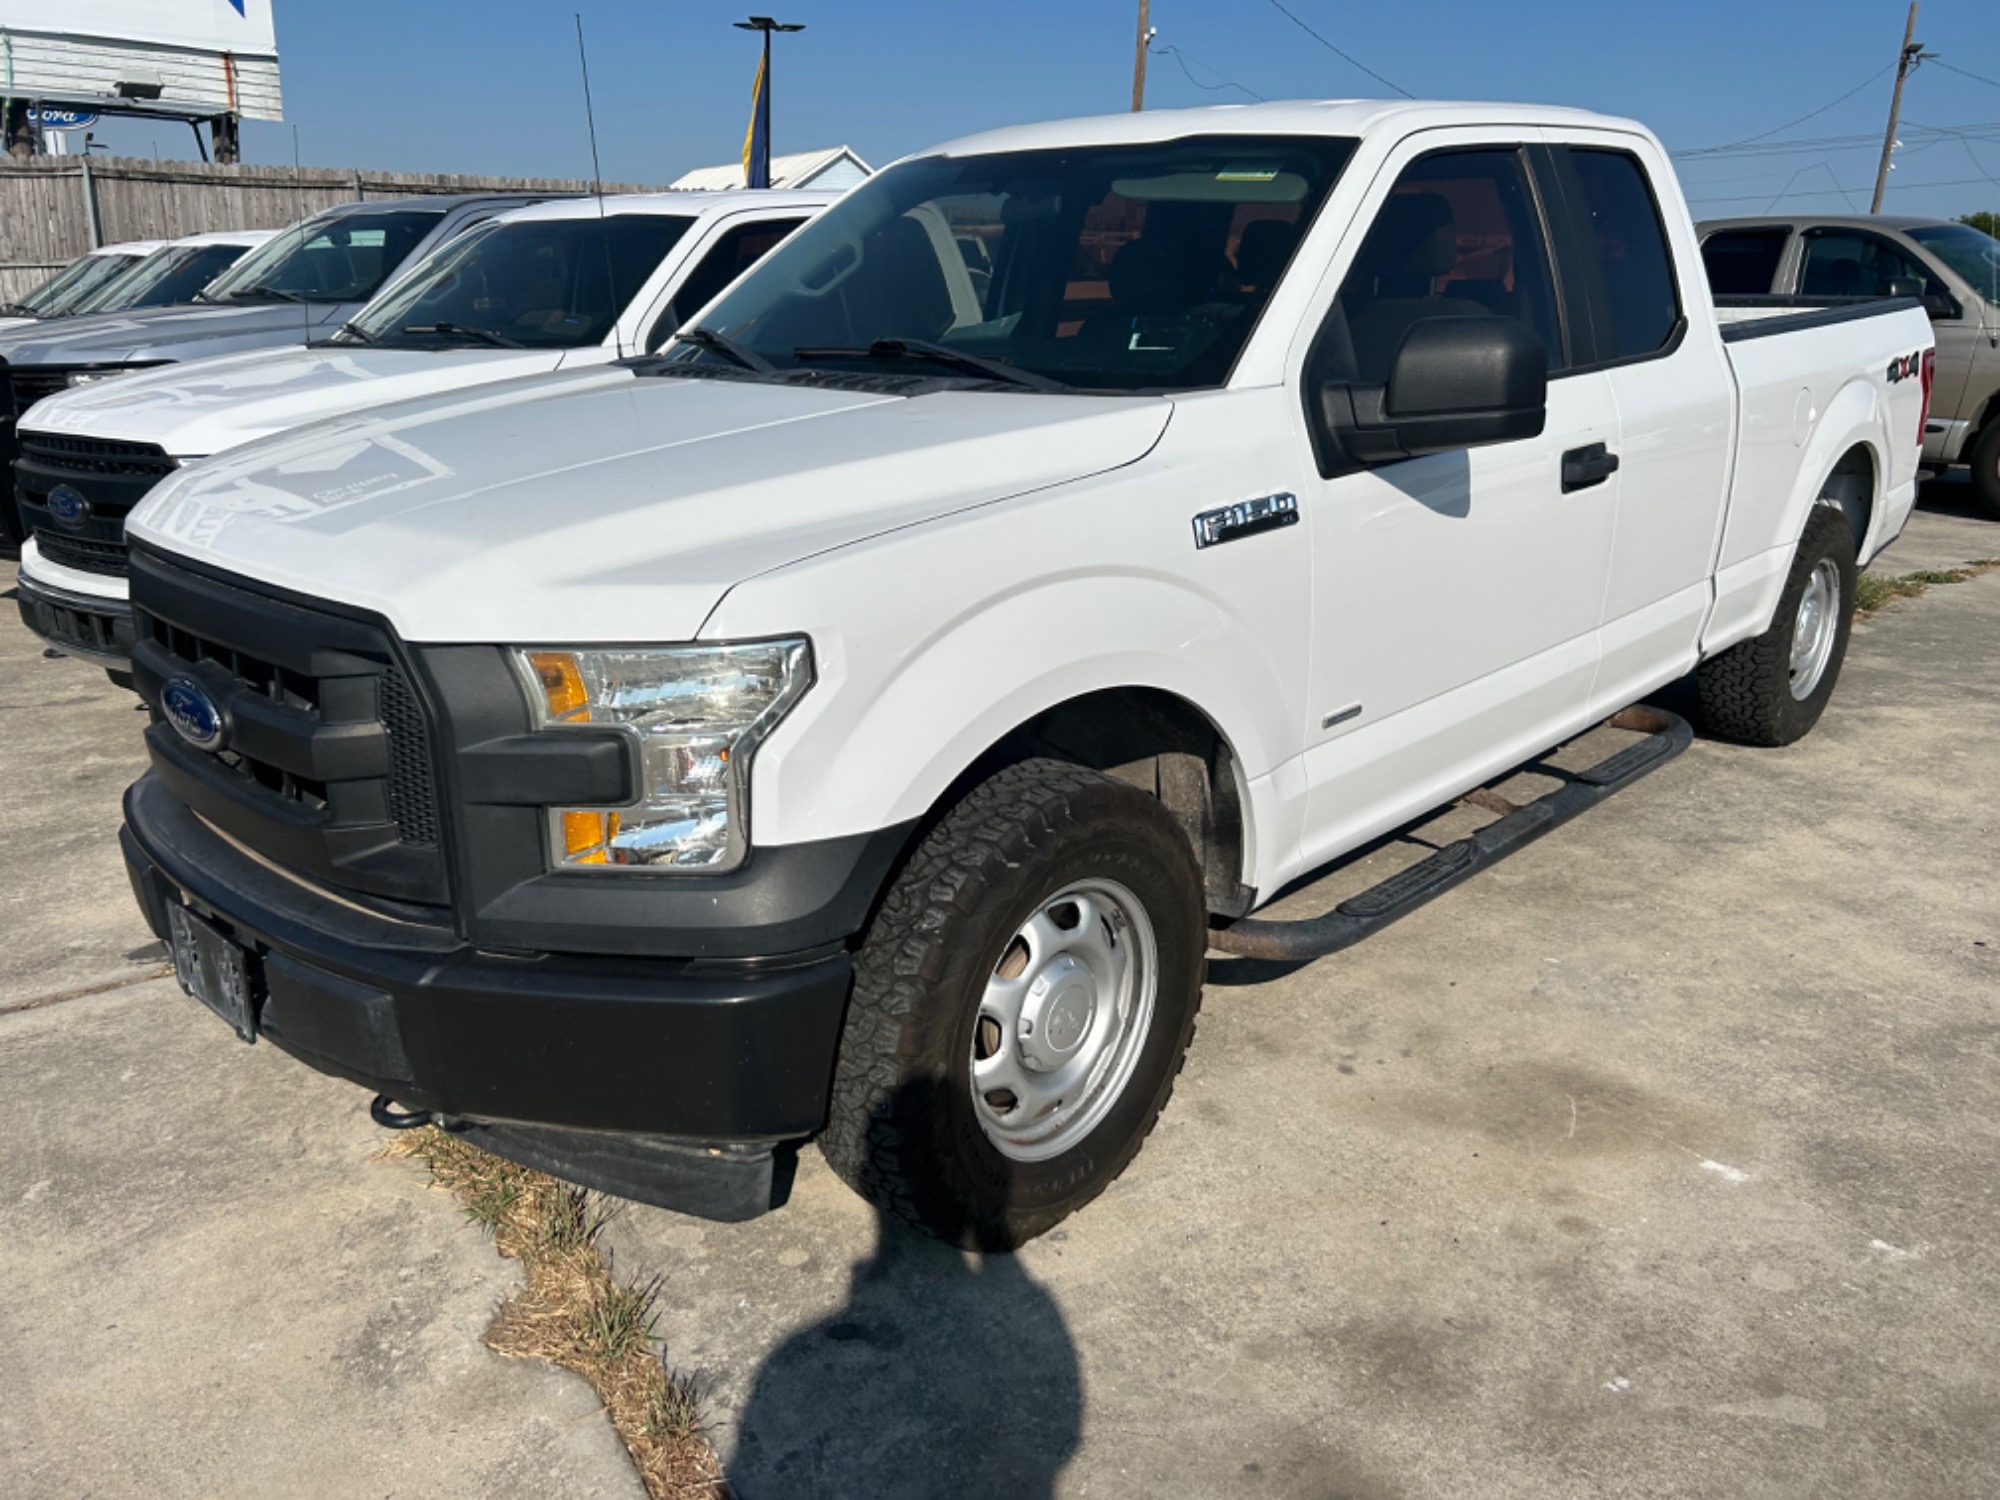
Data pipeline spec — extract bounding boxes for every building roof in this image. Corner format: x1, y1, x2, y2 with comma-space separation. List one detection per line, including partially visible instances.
669, 146, 873, 192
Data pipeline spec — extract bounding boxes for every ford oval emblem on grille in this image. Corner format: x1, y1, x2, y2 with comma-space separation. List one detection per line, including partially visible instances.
45, 484, 90, 528
161, 675, 228, 753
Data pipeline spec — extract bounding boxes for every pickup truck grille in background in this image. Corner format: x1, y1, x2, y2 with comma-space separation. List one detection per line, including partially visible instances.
128, 549, 450, 908
13, 432, 178, 579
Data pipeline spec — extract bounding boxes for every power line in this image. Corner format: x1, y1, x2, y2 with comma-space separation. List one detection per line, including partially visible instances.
1685, 172, 2000, 205
1677, 64, 1894, 156
1262, 0, 1412, 99
1932, 59, 2000, 93
1150, 42, 1264, 101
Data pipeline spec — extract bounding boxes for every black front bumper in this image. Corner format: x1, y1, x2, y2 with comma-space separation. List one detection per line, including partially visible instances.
123, 772, 857, 1218
15, 566, 137, 669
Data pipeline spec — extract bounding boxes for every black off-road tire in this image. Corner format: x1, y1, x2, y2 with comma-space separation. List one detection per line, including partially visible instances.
1696, 506, 1857, 747
818, 758, 1207, 1249
1968, 422, 2000, 521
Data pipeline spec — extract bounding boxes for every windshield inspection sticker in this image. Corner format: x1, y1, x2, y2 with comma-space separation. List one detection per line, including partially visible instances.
1216, 165, 1281, 182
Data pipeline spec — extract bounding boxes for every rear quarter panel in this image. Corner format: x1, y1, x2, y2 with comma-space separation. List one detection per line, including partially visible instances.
1705, 305, 1932, 655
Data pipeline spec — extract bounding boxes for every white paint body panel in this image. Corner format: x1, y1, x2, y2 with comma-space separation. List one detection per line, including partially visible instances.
120, 101, 1935, 908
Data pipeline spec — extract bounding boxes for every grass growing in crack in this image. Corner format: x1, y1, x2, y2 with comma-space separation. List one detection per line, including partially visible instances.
381, 1126, 723, 1499
1856, 559, 2000, 616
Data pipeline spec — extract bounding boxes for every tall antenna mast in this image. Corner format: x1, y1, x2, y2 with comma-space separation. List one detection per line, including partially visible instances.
574, 14, 623, 359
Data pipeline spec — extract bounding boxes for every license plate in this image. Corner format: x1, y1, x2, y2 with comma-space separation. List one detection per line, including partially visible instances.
167, 902, 260, 1043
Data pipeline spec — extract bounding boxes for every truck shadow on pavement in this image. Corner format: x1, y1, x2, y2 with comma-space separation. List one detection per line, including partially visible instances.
728, 1101, 1082, 1497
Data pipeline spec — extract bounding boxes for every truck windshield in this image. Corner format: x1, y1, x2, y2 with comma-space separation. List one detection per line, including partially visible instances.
204, 210, 444, 306
682, 135, 1356, 392
73, 242, 249, 315
1907, 224, 2000, 305
349, 212, 695, 349
19, 252, 144, 316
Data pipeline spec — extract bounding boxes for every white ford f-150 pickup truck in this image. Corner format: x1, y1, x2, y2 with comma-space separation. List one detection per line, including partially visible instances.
114, 101, 1932, 1247
14, 189, 834, 679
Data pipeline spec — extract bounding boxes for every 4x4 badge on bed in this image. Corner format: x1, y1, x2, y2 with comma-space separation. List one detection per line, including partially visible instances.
161, 676, 229, 753
45, 484, 89, 527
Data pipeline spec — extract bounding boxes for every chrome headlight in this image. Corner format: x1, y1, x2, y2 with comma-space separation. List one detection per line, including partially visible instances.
512, 640, 813, 873
65, 365, 144, 388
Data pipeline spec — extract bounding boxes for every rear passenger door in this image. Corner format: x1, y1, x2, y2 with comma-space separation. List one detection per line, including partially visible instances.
1292, 134, 1621, 870
1541, 138, 1735, 713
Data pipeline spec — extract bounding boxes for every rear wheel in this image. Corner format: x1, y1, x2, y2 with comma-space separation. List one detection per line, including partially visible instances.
1968, 422, 2000, 521
819, 758, 1206, 1248
1696, 506, 1857, 746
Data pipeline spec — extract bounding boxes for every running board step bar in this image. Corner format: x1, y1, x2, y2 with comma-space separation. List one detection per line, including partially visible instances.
1208, 707, 1693, 962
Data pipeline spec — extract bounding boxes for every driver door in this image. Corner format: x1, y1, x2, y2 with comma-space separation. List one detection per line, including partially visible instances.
1290, 135, 1618, 871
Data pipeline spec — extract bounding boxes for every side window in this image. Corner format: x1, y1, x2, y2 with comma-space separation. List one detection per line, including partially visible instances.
1565, 148, 1680, 359
647, 218, 807, 350
1701, 228, 1790, 296
1323, 147, 1564, 386
1798, 230, 1946, 300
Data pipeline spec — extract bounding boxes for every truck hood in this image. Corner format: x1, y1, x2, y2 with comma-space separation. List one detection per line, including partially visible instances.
22, 343, 574, 456
129, 371, 1173, 643
0, 299, 351, 367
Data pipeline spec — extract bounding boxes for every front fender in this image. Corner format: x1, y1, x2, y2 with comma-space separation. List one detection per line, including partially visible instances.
703, 394, 1315, 855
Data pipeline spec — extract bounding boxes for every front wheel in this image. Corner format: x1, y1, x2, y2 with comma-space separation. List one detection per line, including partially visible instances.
1696, 506, 1857, 747
819, 758, 1206, 1248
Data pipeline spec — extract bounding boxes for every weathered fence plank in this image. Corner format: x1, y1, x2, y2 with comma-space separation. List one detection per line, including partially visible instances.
1, 157, 664, 302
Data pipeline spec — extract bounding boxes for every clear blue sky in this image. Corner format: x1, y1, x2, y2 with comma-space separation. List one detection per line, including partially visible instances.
82, 0, 2000, 222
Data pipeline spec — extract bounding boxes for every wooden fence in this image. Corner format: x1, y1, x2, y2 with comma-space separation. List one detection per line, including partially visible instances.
0, 157, 666, 303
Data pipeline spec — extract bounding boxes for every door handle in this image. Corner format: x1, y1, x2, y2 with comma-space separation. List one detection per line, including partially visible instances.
1562, 442, 1620, 493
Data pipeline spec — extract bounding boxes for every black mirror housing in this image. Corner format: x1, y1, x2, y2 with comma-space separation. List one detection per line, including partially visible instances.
1315, 315, 1548, 470
1885, 277, 1925, 301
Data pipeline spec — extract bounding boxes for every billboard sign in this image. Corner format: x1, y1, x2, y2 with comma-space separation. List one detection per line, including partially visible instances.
0, 2, 282, 121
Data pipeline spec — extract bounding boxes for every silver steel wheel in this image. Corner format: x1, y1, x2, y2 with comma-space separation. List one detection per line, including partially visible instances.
1788, 557, 1842, 701
970, 878, 1159, 1163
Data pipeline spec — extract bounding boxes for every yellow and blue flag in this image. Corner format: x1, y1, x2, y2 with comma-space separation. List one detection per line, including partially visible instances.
742, 51, 771, 189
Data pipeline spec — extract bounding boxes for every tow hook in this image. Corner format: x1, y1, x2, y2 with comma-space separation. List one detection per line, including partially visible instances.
370, 1094, 433, 1131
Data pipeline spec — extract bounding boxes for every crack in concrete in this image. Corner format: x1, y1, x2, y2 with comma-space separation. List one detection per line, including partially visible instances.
0, 964, 175, 1018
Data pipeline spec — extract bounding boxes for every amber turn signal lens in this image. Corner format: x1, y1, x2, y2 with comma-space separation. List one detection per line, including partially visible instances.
528, 651, 589, 722
560, 810, 621, 864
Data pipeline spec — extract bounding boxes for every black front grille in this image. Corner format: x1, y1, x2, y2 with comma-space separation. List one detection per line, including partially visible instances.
20, 431, 178, 480
14, 432, 178, 583
129, 549, 449, 908
8, 369, 69, 412
33, 528, 128, 576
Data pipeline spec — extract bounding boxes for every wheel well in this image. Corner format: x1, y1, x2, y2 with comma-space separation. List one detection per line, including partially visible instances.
1817, 444, 1874, 556
973, 687, 1253, 918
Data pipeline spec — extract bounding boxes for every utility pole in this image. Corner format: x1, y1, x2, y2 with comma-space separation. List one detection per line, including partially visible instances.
1131, 0, 1152, 112
1870, 3, 1931, 214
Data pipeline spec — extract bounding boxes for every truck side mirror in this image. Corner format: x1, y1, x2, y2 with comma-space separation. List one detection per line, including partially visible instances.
1315, 316, 1548, 469
1886, 277, 1925, 301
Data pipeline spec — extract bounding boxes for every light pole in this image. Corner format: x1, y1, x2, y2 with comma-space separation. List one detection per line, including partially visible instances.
735, 15, 804, 189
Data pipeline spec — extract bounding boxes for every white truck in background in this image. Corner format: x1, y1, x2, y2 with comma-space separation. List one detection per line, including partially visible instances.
14, 189, 834, 679
114, 102, 1931, 1248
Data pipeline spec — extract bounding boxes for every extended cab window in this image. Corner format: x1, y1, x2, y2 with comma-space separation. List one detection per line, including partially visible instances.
683, 135, 1356, 392
1323, 147, 1564, 386
647, 217, 807, 351
1798, 229, 1946, 302
1566, 149, 1680, 358
1701, 228, 1790, 295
